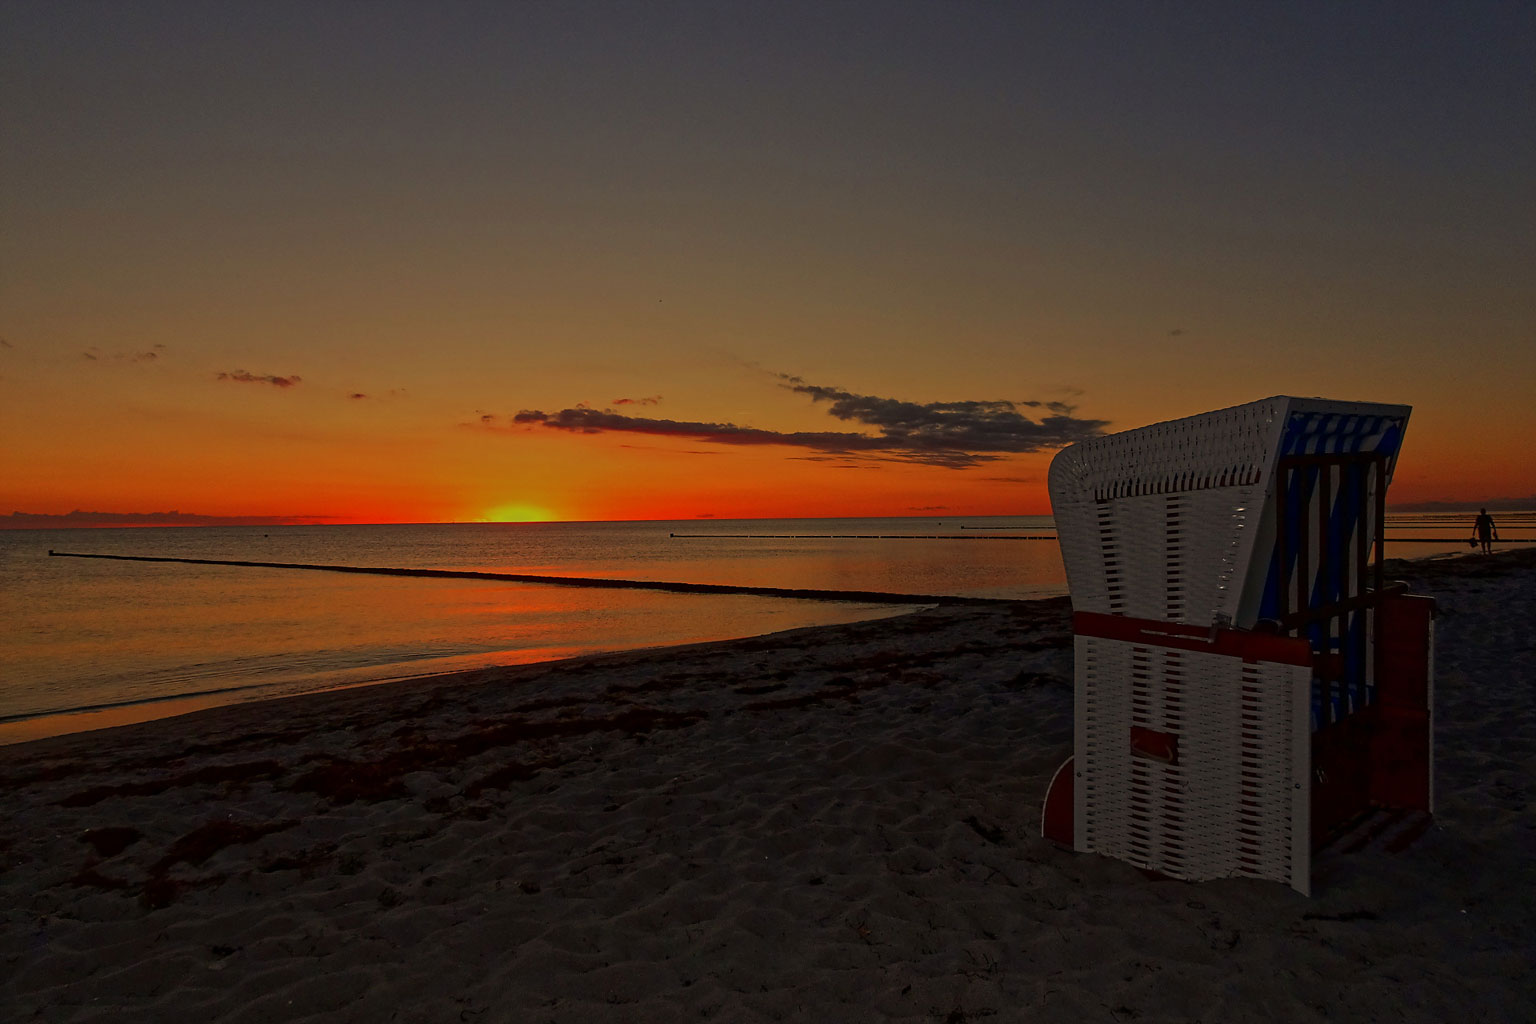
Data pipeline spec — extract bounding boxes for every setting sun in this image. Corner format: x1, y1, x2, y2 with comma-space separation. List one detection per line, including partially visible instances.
479, 503, 560, 524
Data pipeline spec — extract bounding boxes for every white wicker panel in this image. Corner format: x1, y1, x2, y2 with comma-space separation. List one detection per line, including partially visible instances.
1075, 635, 1312, 893
1053, 490, 1111, 613
1050, 397, 1288, 626
1182, 486, 1265, 625
1062, 485, 1267, 625
1074, 635, 1133, 850
1051, 397, 1288, 505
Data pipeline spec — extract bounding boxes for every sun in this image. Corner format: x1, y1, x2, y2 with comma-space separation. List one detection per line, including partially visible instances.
480, 502, 560, 523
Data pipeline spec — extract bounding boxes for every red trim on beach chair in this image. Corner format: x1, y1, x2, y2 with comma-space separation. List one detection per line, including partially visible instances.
1130, 726, 1179, 765
1368, 593, 1435, 812
1041, 756, 1075, 845
1072, 611, 1314, 666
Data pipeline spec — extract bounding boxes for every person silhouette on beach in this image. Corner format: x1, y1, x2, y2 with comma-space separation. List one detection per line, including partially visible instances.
1474, 508, 1499, 554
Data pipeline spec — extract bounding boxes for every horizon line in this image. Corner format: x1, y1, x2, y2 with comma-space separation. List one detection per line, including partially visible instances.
1, 510, 1056, 531
6, 505, 1536, 532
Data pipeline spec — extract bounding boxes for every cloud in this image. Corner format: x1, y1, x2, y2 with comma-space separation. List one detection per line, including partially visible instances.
613, 395, 662, 406
349, 393, 369, 400
784, 454, 882, 469
774, 375, 1105, 457
83, 344, 164, 363
498, 376, 1106, 469
217, 370, 302, 388
0, 337, 12, 349
506, 406, 914, 456
617, 443, 723, 455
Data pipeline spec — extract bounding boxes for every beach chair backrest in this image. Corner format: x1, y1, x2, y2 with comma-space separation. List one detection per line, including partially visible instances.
1049, 396, 1410, 630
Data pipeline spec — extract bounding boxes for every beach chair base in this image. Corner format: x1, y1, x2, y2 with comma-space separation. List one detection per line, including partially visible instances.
1038, 597, 1433, 894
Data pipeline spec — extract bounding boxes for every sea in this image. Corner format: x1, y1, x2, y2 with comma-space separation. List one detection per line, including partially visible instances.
0, 516, 1066, 744
0, 513, 1517, 745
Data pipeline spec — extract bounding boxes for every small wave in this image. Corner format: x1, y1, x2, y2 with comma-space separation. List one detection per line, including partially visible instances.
0, 681, 279, 725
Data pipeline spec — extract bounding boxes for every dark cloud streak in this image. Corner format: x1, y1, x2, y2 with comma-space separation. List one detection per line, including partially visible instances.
83, 344, 164, 363
217, 370, 302, 388
500, 376, 1106, 469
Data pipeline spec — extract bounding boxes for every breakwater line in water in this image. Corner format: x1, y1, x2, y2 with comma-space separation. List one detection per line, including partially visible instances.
46, 550, 1020, 606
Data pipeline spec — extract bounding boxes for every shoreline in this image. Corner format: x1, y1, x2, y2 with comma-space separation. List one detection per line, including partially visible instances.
0, 600, 939, 751
5, 543, 1501, 748
0, 597, 941, 748
0, 594, 1070, 761
2, 550, 1533, 1019
3, 547, 1518, 756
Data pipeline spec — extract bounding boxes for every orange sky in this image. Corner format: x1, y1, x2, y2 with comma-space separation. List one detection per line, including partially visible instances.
3, 4, 1532, 526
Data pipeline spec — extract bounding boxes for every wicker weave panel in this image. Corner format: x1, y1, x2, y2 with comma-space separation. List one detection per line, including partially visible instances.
1062, 486, 1267, 624
1050, 398, 1287, 504
1052, 396, 1410, 631
1050, 399, 1288, 626
1075, 635, 1311, 893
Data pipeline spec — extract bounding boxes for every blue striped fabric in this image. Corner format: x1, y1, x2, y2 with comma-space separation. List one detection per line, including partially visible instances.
1261, 408, 1408, 730
1259, 410, 1407, 624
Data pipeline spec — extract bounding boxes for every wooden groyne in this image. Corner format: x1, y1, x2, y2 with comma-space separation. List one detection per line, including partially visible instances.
45, 551, 1022, 606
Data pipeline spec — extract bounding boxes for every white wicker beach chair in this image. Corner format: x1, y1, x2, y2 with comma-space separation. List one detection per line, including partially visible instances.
1041, 397, 1434, 894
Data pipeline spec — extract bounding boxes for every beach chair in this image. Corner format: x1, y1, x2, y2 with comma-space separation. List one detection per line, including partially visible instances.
1040, 397, 1433, 894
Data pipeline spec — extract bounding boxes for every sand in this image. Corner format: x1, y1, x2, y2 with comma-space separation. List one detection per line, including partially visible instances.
2, 550, 1533, 1022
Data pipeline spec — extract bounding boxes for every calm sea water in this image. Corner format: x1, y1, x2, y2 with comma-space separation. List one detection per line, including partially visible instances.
0, 517, 1066, 743
0, 512, 1512, 745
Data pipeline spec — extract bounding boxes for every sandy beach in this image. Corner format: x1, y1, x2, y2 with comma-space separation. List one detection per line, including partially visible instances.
3, 550, 1532, 1022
